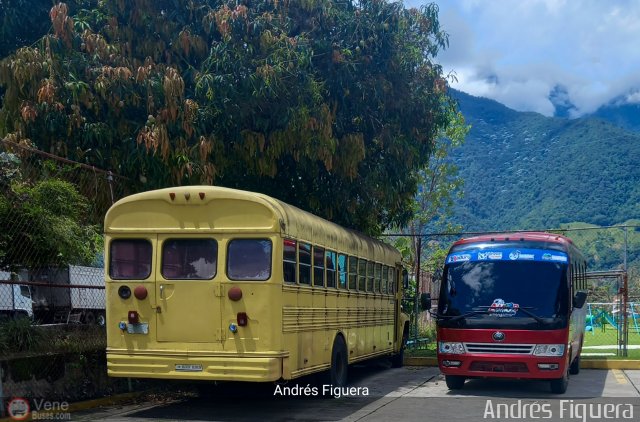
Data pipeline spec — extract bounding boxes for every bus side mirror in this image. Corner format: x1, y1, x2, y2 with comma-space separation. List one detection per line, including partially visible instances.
573, 292, 587, 309
402, 270, 409, 290
420, 293, 431, 311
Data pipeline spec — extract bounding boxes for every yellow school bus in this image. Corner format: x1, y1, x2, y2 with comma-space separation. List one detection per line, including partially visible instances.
105, 186, 409, 386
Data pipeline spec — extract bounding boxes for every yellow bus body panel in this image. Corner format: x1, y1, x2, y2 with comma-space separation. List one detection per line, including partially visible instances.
105, 186, 404, 382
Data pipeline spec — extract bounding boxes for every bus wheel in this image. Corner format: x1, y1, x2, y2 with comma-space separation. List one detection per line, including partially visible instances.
391, 328, 408, 368
550, 368, 569, 394
329, 335, 348, 387
569, 355, 581, 375
445, 375, 465, 390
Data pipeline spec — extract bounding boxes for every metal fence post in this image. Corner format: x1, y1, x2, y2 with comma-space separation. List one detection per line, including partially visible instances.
414, 237, 421, 344
0, 365, 5, 417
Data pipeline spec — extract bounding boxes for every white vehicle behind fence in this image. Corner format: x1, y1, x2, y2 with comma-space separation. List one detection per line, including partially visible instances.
0, 270, 33, 319
20, 265, 105, 325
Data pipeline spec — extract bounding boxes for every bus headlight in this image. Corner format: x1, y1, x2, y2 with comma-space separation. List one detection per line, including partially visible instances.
439, 342, 465, 354
533, 344, 565, 356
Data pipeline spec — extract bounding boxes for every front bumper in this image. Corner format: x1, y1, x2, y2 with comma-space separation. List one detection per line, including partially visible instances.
438, 352, 566, 379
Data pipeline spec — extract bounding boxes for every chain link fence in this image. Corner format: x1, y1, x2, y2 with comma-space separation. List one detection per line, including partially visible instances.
0, 139, 137, 405
405, 227, 640, 358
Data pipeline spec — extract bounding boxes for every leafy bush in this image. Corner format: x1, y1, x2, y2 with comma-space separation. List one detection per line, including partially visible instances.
0, 178, 100, 270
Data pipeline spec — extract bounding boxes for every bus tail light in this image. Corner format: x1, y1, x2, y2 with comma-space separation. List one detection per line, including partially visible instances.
128, 310, 140, 324
237, 312, 248, 326
134, 285, 148, 300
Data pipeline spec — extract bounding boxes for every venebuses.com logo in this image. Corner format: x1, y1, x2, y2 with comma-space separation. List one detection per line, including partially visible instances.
5, 397, 71, 421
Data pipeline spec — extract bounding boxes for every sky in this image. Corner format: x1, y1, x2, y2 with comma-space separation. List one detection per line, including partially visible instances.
405, 0, 640, 117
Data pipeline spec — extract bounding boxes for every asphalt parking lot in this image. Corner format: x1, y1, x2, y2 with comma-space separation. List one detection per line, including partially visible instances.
72, 363, 640, 422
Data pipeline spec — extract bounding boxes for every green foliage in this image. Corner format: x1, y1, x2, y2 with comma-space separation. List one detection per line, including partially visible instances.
0, 177, 100, 270
0, 0, 457, 234
391, 108, 466, 275
0, 317, 43, 352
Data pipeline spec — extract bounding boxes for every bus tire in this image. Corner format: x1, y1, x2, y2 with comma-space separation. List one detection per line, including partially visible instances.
391, 326, 408, 368
328, 335, 348, 388
569, 355, 580, 375
445, 375, 465, 390
550, 368, 569, 394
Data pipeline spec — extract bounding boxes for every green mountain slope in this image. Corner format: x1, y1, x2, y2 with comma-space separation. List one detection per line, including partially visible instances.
591, 102, 640, 133
450, 90, 640, 232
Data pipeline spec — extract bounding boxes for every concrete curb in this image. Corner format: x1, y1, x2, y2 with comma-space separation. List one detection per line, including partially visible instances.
404, 357, 438, 366
404, 356, 640, 370
580, 360, 640, 370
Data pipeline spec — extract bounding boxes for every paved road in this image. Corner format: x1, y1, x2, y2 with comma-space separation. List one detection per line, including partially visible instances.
75, 362, 640, 422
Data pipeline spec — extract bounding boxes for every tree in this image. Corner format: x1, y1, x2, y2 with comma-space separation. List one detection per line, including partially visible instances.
0, 154, 100, 271
0, 0, 457, 235
396, 109, 467, 277
389, 109, 466, 340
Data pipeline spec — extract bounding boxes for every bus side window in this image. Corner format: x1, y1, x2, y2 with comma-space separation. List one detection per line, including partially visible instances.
338, 254, 347, 289
313, 246, 325, 287
374, 263, 382, 293
358, 259, 366, 291
283, 239, 297, 283
326, 250, 337, 288
389, 268, 396, 294
382, 265, 388, 294
348, 256, 358, 290
299, 243, 312, 285
366, 261, 374, 292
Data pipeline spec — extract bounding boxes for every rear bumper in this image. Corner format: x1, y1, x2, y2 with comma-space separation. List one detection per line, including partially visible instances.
438, 353, 567, 379
107, 351, 283, 382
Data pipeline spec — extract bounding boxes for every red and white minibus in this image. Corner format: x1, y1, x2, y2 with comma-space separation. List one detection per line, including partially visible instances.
435, 232, 587, 394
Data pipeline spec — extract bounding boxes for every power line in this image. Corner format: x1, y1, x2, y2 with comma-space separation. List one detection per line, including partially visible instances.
381, 224, 640, 238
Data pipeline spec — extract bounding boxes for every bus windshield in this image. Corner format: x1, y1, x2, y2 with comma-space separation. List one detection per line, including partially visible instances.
438, 252, 569, 329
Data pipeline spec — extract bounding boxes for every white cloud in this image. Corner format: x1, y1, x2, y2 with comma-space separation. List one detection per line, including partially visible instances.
405, 0, 640, 116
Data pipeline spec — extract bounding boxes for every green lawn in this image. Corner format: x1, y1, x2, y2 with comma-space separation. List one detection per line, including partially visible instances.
582, 324, 640, 359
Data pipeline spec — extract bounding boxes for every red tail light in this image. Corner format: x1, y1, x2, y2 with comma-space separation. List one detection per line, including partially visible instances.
128, 311, 139, 324
134, 285, 148, 300
237, 312, 248, 326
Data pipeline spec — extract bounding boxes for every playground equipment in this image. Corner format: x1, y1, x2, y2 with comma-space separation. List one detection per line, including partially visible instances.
586, 302, 640, 335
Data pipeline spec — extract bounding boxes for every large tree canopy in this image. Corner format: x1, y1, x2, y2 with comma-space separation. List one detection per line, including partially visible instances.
0, 0, 456, 235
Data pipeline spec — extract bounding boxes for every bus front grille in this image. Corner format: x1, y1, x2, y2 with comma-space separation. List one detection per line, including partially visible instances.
464, 343, 534, 354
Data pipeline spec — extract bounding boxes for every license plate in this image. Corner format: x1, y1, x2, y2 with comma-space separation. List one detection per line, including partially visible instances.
176, 364, 203, 372
126, 323, 149, 334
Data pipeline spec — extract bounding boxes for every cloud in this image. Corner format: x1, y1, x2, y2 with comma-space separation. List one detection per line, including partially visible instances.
405, 0, 640, 116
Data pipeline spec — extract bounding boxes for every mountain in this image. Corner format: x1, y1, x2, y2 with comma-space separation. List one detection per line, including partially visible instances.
590, 102, 640, 133
449, 89, 640, 232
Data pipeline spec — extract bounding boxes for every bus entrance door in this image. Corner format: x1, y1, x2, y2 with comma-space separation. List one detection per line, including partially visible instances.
154, 235, 223, 343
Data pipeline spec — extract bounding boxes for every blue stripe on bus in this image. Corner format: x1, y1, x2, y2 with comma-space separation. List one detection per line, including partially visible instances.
446, 248, 568, 264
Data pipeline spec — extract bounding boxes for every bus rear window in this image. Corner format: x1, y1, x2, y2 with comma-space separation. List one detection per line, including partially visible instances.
227, 239, 272, 281
109, 239, 152, 279
162, 239, 218, 279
